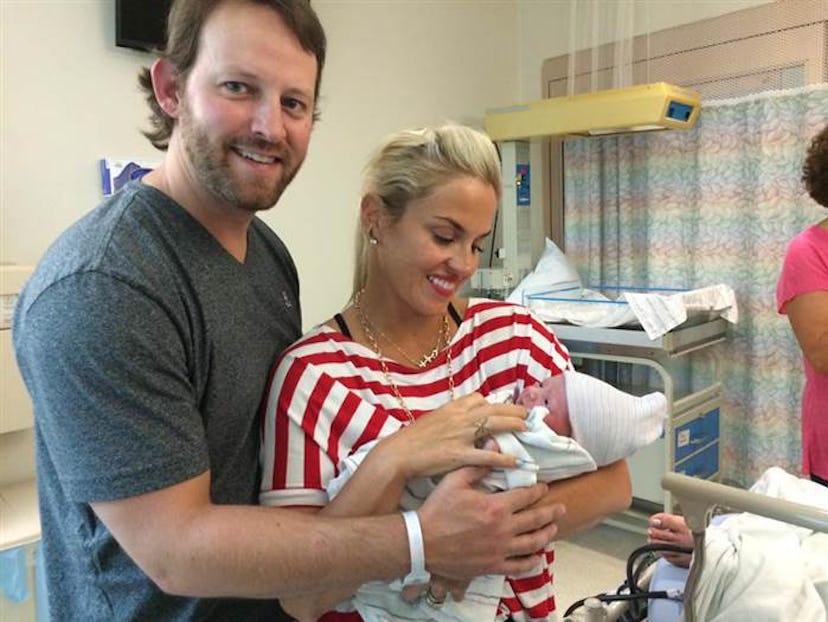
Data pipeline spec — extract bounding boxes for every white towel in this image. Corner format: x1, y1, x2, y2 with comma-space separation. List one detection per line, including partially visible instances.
343, 574, 506, 622
323, 377, 665, 622
480, 406, 597, 490
326, 439, 505, 622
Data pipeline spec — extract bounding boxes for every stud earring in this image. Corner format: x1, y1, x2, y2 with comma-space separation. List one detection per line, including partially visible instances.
369, 237, 378, 246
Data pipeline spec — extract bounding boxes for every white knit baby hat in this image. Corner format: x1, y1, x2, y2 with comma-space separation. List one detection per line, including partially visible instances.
564, 370, 667, 466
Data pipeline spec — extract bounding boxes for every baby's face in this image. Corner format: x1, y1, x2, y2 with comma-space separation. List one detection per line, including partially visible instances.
516, 375, 566, 410
516, 384, 546, 409
516, 374, 572, 437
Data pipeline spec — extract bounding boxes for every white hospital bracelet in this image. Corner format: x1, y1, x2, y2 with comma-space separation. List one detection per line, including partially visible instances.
400, 510, 430, 586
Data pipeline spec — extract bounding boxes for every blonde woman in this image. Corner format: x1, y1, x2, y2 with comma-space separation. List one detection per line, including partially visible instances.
260, 124, 631, 621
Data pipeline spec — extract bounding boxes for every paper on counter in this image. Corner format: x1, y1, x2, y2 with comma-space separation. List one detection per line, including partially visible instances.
623, 292, 688, 339
506, 239, 739, 338
526, 284, 738, 339
624, 284, 738, 339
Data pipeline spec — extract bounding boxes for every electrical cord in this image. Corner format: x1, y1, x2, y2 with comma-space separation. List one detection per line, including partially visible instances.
563, 589, 684, 618
626, 543, 690, 619
563, 543, 693, 620
486, 142, 503, 270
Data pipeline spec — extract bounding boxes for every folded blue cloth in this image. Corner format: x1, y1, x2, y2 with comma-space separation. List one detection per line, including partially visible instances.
0, 546, 31, 603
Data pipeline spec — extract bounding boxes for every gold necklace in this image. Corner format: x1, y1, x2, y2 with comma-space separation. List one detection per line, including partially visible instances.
377, 317, 449, 368
362, 303, 449, 369
353, 290, 455, 423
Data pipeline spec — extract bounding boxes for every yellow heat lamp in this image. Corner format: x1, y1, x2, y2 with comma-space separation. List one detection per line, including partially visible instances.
472, 83, 701, 301
485, 82, 701, 141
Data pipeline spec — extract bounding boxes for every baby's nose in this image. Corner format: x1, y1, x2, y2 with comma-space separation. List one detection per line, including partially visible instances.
517, 385, 544, 408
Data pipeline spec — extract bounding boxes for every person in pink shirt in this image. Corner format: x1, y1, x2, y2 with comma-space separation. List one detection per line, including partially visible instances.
777, 123, 828, 487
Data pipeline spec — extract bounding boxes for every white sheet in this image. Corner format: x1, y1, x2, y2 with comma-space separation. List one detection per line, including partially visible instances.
324, 412, 598, 622
692, 467, 828, 621
505, 238, 738, 339
525, 284, 738, 339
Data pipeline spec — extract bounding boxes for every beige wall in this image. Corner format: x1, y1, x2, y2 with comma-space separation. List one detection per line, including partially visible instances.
516, 0, 775, 101
0, 0, 519, 328
0, 0, 776, 327
268, 1, 519, 326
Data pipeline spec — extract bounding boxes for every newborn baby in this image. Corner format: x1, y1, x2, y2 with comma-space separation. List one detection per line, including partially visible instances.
502, 369, 668, 466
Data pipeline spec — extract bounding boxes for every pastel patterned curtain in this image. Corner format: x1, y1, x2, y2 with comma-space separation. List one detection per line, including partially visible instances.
563, 84, 828, 486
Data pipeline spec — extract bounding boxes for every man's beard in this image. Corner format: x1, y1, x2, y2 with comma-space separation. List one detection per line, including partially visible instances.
178, 106, 301, 213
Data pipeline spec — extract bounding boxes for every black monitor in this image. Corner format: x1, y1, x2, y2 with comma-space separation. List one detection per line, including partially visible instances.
115, 0, 172, 52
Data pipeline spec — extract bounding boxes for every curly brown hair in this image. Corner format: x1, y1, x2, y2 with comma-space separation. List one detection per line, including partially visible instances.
803, 124, 828, 208
138, 0, 326, 151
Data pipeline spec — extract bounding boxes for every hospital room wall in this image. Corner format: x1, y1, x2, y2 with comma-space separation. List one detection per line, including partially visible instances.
516, 0, 775, 102
0, 1, 777, 333
0, 1, 520, 332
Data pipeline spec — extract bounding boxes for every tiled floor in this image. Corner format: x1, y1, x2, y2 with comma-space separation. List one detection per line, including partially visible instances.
554, 518, 649, 619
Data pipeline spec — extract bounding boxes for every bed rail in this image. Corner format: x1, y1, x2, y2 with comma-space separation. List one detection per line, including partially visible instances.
661, 472, 828, 622
661, 471, 828, 534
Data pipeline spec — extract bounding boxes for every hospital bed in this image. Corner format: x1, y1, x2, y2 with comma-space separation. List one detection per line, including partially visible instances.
562, 472, 828, 621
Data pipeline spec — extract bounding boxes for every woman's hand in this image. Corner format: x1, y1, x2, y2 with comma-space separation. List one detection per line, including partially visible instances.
378, 392, 528, 480
647, 512, 694, 567
400, 575, 470, 605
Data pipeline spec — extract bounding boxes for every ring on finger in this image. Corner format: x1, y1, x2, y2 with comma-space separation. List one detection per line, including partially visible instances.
472, 416, 491, 442
425, 588, 445, 608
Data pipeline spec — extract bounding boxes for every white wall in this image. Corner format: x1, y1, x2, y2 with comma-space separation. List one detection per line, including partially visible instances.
516, 0, 775, 101
1, 2, 160, 266
0, 0, 519, 328
1, 0, 776, 326
268, 0, 519, 326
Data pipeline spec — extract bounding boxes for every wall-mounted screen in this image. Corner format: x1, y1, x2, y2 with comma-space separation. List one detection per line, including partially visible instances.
115, 0, 172, 52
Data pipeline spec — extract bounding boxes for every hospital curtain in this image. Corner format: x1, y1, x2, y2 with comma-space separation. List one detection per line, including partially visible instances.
562, 84, 828, 487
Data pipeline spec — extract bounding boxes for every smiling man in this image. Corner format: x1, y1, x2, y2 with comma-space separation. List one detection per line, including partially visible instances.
12, 1, 565, 620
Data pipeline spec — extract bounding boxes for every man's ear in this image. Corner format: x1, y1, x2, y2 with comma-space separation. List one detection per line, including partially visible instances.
149, 58, 183, 118
360, 194, 383, 240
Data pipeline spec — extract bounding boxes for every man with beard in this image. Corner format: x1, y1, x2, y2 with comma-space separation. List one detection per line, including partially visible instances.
12, 1, 565, 620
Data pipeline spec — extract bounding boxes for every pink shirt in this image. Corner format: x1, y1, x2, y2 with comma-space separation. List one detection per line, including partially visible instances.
777, 224, 828, 478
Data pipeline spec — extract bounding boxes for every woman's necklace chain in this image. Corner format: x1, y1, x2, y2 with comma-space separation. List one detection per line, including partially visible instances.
374, 309, 448, 369
353, 290, 455, 423
353, 290, 448, 368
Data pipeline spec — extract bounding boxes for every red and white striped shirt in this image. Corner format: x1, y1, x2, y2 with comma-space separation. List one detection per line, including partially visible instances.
260, 299, 571, 621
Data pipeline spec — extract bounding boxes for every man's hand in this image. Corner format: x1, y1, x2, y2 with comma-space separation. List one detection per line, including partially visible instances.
417, 466, 563, 578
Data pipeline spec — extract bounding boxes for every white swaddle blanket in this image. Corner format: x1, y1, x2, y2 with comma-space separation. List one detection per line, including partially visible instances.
325, 375, 667, 622
692, 467, 828, 621
324, 411, 597, 622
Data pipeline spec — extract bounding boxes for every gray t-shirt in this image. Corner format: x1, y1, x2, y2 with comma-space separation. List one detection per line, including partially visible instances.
13, 182, 301, 620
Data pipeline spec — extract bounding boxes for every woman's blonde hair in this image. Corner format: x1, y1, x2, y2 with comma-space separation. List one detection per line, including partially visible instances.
352, 124, 501, 297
